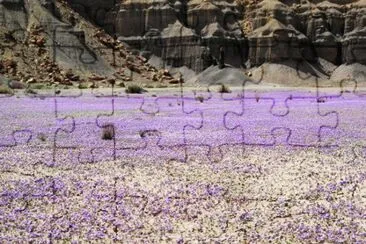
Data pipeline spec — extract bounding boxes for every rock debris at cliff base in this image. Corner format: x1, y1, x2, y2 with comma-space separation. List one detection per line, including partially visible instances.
2, 0, 366, 89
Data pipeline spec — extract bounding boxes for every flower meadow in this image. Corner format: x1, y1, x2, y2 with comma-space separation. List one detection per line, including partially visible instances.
0, 88, 366, 242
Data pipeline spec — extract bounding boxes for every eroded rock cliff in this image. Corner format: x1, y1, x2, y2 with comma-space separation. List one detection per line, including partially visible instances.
2, 0, 366, 86
0, 0, 178, 88
244, 0, 366, 66
66, 0, 366, 72
100, 0, 246, 72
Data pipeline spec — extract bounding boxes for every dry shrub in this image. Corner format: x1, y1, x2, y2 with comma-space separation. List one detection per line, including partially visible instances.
125, 84, 146, 94
218, 84, 231, 93
102, 123, 115, 140
139, 129, 160, 138
196, 95, 204, 103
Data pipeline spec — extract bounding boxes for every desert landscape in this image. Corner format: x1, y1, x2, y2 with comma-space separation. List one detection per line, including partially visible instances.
1, 0, 366, 242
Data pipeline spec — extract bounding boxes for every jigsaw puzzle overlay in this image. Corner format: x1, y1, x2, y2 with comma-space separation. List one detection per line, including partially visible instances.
1, 9, 366, 243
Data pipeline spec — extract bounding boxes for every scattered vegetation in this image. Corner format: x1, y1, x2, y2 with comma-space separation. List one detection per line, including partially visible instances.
196, 96, 205, 103
156, 84, 168, 89
0, 86, 13, 94
317, 97, 326, 103
255, 93, 260, 102
37, 133, 47, 142
30, 84, 45, 90
125, 84, 146, 94
218, 84, 231, 93
102, 123, 115, 140
78, 83, 89, 89
145, 84, 154, 89
90, 82, 98, 89
25, 88, 38, 95
139, 129, 160, 138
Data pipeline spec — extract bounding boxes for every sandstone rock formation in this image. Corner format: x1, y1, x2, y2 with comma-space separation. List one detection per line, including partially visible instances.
101, 0, 246, 72
2, 0, 366, 86
75, 0, 366, 71
244, 0, 366, 67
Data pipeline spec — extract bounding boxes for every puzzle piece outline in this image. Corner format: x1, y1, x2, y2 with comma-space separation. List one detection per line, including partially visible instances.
316, 77, 366, 162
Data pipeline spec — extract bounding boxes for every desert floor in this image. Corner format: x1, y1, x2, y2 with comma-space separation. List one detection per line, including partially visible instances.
0, 87, 365, 242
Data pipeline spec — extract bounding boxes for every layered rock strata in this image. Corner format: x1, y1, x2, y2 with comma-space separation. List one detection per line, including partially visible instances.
57, 0, 366, 70
102, 0, 246, 72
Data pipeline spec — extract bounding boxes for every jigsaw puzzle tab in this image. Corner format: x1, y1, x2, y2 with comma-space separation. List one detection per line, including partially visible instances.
126, 129, 188, 163
317, 79, 366, 161
113, 95, 203, 162
183, 90, 244, 163
0, 96, 56, 148
283, 96, 338, 147
224, 96, 285, 146
53, 96, 122, 165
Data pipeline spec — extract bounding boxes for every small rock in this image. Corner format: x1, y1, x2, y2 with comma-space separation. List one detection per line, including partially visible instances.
26, 77, 36, 84
89, 74, 105, 81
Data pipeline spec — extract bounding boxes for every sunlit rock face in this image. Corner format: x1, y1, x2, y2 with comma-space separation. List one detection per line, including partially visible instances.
248, 19, 308, 66
245, 0, 366, 66
65, 0, 366, 69
342, 5, 366, 64
99, 0, 246, 72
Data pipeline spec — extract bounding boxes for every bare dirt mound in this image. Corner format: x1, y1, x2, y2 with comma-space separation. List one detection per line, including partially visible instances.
187, 65, 250, 86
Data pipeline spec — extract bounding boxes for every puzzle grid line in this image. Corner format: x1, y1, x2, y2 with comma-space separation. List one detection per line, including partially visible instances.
2, 78, 366, 164
1, 6, 366, 242
1, 19, 366, 165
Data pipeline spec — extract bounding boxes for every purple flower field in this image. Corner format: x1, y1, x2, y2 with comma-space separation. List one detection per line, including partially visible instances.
0, 88, 366, 242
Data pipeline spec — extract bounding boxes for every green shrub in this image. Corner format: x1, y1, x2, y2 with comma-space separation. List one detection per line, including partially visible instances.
145, 84, 154, 89
31, 84, 45, 90
0, 86, 13, 94
25, 88, 37, 95
78, 83, 89, 89
125, 84, 146, 94
218, 84, 231, 93
156, 83, 168, 88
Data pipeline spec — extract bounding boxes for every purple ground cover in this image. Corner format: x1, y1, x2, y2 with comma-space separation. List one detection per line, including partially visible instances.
0, 89, 365, 242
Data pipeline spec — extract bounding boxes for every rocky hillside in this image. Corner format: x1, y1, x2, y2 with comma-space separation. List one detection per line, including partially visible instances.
0, 0, 178, 90
66, 1, 366, 68
1, 0, 366, 87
